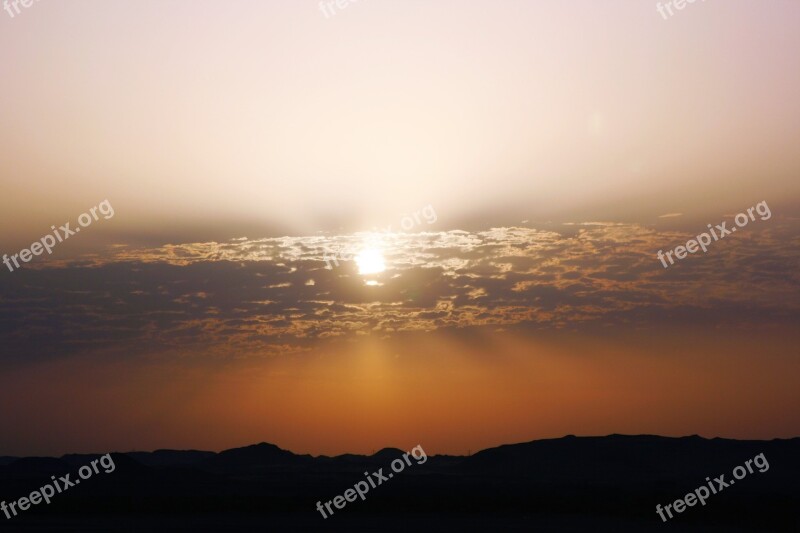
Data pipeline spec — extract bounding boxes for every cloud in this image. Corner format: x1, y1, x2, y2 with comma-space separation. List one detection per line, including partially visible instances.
1, 221, 798, 363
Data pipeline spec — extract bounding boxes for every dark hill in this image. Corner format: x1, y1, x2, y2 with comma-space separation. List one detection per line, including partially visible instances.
0, 435, 797, 532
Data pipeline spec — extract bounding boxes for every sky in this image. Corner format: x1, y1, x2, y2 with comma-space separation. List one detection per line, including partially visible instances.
0, 1, 799, 456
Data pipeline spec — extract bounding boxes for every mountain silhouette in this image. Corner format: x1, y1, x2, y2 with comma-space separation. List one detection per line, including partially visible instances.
0, 435, 797, 532
201, 442, 312, 473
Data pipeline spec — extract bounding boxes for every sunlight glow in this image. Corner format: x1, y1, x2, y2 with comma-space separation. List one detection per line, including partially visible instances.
356, 249, 386, 275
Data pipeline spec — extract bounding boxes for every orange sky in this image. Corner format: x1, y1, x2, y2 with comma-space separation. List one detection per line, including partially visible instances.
1, 1, 799, 457
1, 325, 798, 457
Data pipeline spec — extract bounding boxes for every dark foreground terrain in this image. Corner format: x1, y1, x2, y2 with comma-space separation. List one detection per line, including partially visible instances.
1, 435, 797, 532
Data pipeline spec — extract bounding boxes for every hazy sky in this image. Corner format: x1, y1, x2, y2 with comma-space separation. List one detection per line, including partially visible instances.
1, 1, 799, 456
1, 0, 799, 249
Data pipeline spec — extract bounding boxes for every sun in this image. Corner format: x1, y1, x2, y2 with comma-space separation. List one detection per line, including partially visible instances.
355, 249, 386, 275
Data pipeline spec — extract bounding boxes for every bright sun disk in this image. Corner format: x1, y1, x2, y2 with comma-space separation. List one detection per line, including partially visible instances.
355, 249, 386, 275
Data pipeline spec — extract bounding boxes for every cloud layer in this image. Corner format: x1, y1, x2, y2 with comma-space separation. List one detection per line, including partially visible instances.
2, 221, 798, 363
